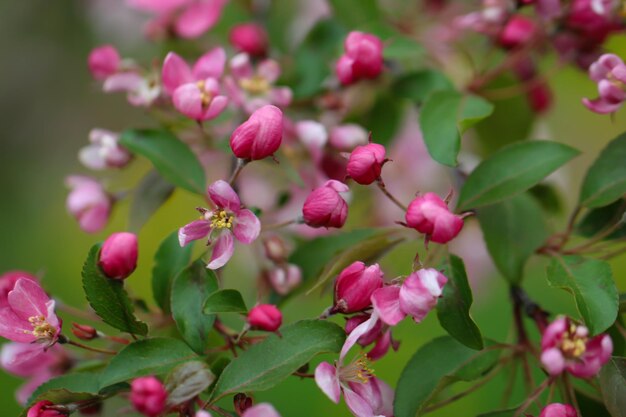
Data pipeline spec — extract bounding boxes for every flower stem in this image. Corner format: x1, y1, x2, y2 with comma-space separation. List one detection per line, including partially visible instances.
376, 179, 407, 211
229, 158, 248, 185
66, 339, 117, 355
261, 218, 298, 232
513, 377, 552, 417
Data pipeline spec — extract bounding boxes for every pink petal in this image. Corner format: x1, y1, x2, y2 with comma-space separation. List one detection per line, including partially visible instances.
348, 377, 394, 416
178, 219, 211, 246
233, 209, 261, 244
201, 95, 229, 120
103, 72, 144, 93
371, 286, 405, 326
208, 180, 241, 211
366, 331, 391, 361
399, 269, 447, 323
340, 312, 380, 362
207, 232, 234, 269
174, 0, 226, 39
79, 204, 110, 234
241, 403, 282, 417
127, 0, 188, 13
8, 279, 50, 320
0, 307, 34, 343
344, 387, 376, 417
324, 179, 349, 193
541, 316, 568, 350
193, 47, 226, 80
1, 342, 52, 377
17, 371, 53, 405
257, 59, 281, 83
173, 83, 204, 120
314, 362, 341, 404
541, 347, 565, 375
230, 53, 255, 79
162, 53, 193, 95
269, 87, 293, 108
229, 118, 261, 158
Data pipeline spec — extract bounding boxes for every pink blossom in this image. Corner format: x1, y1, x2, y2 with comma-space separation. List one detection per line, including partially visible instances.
87, 45, 120, 80
161, 49, 228, 121
27, 401, 68, 417
498, 15, 537, 49
230, 105, 283, 160
583, 53, 626, 114
65, 176, 112, 234
405, 192, 464, 244
539, 403, 578, 417
130, 376, 168, 417
333, 262, 383, 314
247, 304, 282, 332
336, 31, 384, 86
345, 314, 399, 361
0, 278, 61, 347
242, 403, 282, 417
329, 124, 369, 151
453, 0, 509, 37
266, 264, 302, 295
178, 180, 261, 269
230, 23, 269, 57
347, 143, 386, 185
224, 53, 292, 114
302, 180, 349, 228
79, 129, 132, 170
540, 316, 612, 378
0, 271, 38, 307
103, 71, 161, 107
99, 232, 139, 280
371, 268, 447, 326
315, 313, 394, 417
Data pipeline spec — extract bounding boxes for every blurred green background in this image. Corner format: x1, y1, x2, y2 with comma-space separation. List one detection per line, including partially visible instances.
1, 1, 626, 416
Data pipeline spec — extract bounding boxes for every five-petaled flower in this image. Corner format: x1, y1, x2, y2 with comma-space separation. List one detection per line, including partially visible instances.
583, 53, 626, 114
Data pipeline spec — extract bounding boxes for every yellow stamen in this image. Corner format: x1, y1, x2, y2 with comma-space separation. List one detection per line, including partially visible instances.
195, 80, 213, 107
210, 209, 234, 230
559, 323, 588, 359
340, 353, 375, 384
26, 315, 56, 340
239, 76, 270, 95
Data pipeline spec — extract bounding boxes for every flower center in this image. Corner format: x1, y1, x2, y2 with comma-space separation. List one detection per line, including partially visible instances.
210, 209, 234, 230
559, 323, 588, 359
26, 315, 56, 341
195, 80, 214, 107
339, 353, 375, 384
239, 76, 270, 95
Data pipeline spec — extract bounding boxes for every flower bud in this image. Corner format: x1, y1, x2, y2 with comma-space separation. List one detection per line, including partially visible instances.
266, 264, 302, 295
234, 393, 253, 415
130, 376, 168, 417
329, 124, 369, 151
71, 323, 98, 341
405, 192, 463, 244
263, 236, 289, 263
27, 401, 69, 417
247, 304, 282, 332
88, 45, 120, 80
499, 15, 536, 49
79, 129, 132, 170
336, 31, 384, 85
346, 143, 386, 185
302, 180, 349, 228
333, 262, 383, 313
539, 403, 577, 417
99, 232, 138, 280
65, 176, 112, 234
229, 23, 269, 57
230, 105, 283, 160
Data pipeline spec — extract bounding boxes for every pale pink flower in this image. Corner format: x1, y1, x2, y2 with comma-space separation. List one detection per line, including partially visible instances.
405, 192, 464, 244
230, 105, 283, 160
247, 304, 282, 332
178, 180, 261, 269
333, 262, 383, 314
130, 376, 168, 417
583, 53, 626, 114
266, 264, 302, 295
539, 403, 577, 417
79, 129, 132, 170
99, 232, 139, 280
65, 176, 112, 234
336, 31, 384, 85
302, 180, 349, 228
103, 71, 161, 107
87, 45, 120, 80
229, 23, 269, 57
242, 403, 282, 417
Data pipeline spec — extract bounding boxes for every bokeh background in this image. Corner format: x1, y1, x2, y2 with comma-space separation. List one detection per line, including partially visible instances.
1, 1, 626, 416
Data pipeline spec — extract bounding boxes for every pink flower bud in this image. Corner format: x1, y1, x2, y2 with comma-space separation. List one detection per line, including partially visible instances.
247, 304, 282, 332
347, 143, 386, 185
499, 15, 537, 49
71, 323, 98, 340
302, 180, 349, 228
99, 232, 138, 280
336, 31, 384, 85
230, 105, 283, 160
130, 376, 168, 417
65, 176, 112, 234
539, 403, 578, 417
229, 23, 269, 57
88, 45, 120, 80
405, 192, 463, 244
333, 262, 383, 313
263, 236, 290, 263
27, 401, 68, 417
267, 264, 302, 295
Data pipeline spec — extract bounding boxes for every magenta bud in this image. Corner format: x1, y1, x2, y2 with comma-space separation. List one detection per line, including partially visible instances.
405, 192, 463, 244
229, 23, 269, 57
498, 15, 537, 49
247, 304, 282, 332
130, 376, 168, 417
334, 261, 383, 313
230, 105, 283, 160
234, 393, 253, 415
99, 232, 138, 280
87, 44, 120, 81
71, 323, 98, 341
27, 401, 69, 417
336, 31, 384, 85
539, 403, 578, 417
347, 143, 386, 185
302, 180, 349, 229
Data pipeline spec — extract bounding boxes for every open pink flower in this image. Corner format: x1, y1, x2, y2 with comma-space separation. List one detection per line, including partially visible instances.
315, 313, 394, 417
405, 192, 464, 244
178, 180, 261, 269
583, 53, 626, 114
0, 278, 61, 347
540, 316, 612, 378
79, 129, 132, 170
65, 176, 112, 234
224, 53, 292, 114
162, 49, 228, 121
371, 268, 447, 326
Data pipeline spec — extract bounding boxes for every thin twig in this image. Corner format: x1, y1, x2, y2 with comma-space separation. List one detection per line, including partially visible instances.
513, 378, 552, 417
376, 179, 408, 211
67, 339, 117, 355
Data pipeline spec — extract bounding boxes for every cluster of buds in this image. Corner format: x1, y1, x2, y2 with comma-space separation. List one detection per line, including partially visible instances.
262, 236, 302, 296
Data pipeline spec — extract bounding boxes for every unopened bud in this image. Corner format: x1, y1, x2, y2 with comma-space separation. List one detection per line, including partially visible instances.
99, 232, 138, 280
71, 323, 98, 341
247, 304, 282, 332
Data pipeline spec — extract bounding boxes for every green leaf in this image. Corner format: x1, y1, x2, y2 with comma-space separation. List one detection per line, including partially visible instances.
203, 289, 248, 315
120, 129, 206, 194
477, 193, 547, 283
327, 0, 381, 28
437, 255, 483, 350
577, 391, 612, 417
528, 183, 564, 215
171, 260, 219, 354
476, 409, 517, 417
420, 91, 494, 166
100, 338, 197, 387
165, 361, 215, 407
129, 169, 175, 232
599, 357, 626, 417
547, 256, 618, 335
152, 231, 193, 313
27, 373, 101, 406
580, 132, 626, 208
210, 320, 345, 402
458, 141, 580, 210
394, 336, 501, 417
576, 199, 626, 240
392, 70, 454, 104
359, 92, 405, 146
81, 244, 148, 336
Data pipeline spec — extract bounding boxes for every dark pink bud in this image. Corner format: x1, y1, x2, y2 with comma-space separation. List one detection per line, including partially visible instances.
333, 261, 383, 313
539, 403, 578, 417
234, 393, 253, 415
99, 232, 138, 280
130, 376, 168, 417
346, 143, 386, 185
27, 401, 69, 417
336, 31, 384, 85
71, 323, 98, 341
498, 15, 537, 49
405, 193, 463, 244
230, 105, 283, 160
87, 45, 120, 80
247, 304, 282, 332
528, 82, 552, 113
302, 180, 349, 228
229, 23, 269, 57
